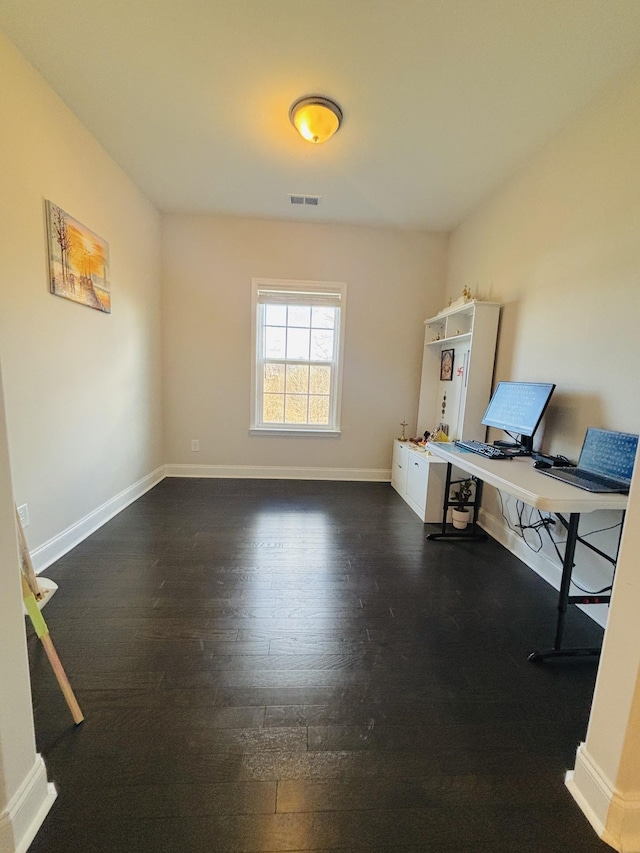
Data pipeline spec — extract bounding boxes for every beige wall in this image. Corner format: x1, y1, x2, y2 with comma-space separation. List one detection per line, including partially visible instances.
0, 32, 164, 554
161, 215, 446, 474
446, 59, 640, 618
447, 60, 640, 456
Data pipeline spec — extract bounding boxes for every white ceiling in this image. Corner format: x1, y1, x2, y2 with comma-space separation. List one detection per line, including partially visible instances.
3, 0, 640, 230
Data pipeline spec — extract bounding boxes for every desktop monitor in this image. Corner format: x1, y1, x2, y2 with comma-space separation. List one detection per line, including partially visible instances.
482, 381, 556, 453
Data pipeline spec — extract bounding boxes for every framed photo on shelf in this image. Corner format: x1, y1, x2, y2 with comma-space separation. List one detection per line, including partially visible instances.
440, 348, 454, 381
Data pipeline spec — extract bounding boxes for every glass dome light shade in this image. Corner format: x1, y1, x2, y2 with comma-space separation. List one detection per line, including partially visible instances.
289, 96, 343, 144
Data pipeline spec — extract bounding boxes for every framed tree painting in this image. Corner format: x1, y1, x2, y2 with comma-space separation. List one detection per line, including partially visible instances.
45, 201, 111, 313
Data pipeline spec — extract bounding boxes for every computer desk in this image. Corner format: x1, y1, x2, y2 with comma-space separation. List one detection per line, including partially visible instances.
424, 442, 628, 662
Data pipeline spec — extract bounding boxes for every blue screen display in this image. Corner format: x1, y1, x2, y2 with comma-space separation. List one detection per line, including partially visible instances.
580, 429, 638, 482
482, 382, 555, 437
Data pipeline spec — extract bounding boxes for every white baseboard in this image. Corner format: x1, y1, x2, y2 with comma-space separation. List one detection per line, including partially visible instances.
30, 466, 166, 573
0, 755, 56, 853
566, 742, 640, 852
165, 463, 391, 482
565, 744, 611, 841
27, 465, 388, 572
478, 507, 608, 629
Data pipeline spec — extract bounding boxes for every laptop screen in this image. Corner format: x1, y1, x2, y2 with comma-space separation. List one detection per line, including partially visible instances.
579, 428, 638, 483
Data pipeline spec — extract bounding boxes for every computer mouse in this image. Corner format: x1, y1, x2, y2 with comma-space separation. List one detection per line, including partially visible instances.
533, 460, 551, 469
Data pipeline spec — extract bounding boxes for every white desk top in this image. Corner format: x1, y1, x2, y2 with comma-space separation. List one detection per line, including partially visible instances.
426, 442, 628, 514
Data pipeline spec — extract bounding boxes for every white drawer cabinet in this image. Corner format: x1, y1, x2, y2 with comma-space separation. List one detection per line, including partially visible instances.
406, 452, 429, 508
390, 440, 447, 522
391, 439, 409, 493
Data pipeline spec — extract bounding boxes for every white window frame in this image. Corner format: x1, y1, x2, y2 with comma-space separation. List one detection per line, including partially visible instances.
250, 278, 347, 435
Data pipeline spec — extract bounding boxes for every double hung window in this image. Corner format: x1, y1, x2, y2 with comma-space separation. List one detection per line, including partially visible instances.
251, 279, 346, 433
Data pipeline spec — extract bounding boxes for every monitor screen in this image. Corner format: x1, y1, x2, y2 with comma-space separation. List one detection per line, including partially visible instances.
482, 382, 556, 438
579, 428, 638, 483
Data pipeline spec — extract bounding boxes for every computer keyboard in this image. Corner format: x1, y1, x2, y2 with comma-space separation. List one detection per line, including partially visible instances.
454, 440, 510, 459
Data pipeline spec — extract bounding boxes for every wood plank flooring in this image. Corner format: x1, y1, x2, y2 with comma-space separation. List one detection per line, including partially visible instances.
26, 478, 612, 851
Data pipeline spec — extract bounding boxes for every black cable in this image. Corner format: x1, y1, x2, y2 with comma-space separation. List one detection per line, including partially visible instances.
537, 509, 566, 564
569, 580, 612, 595
498, 491, 551, 553
579, 520, 623, 539
538, 509, 615, 597
499, 492, 618, 594
517, 503, 548, 552
498, 489, 520, 535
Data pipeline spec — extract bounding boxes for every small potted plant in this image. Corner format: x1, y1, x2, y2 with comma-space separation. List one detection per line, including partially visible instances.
451, 478, 474, 529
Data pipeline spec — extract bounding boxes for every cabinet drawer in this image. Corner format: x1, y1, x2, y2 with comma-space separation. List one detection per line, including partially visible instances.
391, 441, 408, 491
392, 440, 408, 466
390, 461, 406, 492
406, 453, 429, 507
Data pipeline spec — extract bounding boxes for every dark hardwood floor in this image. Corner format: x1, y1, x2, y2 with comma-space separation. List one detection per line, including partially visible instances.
26, 478, 611, 852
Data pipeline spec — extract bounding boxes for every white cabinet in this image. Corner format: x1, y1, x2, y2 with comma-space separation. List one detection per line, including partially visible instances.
391, 299, 500, 523
406, 453, 429, 508
391, 440, 447, 522
391, 438, 409, 493
417, 300, 500, 443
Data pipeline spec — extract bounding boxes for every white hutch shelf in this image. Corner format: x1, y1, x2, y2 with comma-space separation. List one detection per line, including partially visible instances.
418, 299, 501, 443
392, 299, 501, 522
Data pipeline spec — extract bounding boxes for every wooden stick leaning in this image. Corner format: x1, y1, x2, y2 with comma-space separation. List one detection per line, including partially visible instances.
16, 508, 41, 599
17, 511, 84, 725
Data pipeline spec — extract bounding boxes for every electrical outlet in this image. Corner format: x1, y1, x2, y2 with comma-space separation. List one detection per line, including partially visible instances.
17, 503, 30, 527
191, 439, 200, 452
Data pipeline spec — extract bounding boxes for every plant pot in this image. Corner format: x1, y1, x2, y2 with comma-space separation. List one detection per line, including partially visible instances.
451, 508, 470, 530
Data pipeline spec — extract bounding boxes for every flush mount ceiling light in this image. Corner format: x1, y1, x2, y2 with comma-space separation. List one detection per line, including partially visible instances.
289, 95, 343, 144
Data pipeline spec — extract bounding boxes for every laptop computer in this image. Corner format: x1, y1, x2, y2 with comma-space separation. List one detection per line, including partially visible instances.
540, 428, 638, 493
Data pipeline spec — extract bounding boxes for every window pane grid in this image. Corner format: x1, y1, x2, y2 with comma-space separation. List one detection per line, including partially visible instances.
263, 305, 336, 364
262, 361, 332, 426
254, 282, 344, 431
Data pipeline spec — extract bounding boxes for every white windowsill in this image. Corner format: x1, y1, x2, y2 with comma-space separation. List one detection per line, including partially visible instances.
249, 427, 342, 437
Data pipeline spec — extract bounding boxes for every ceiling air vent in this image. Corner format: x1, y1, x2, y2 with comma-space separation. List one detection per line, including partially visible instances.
288, 194, 321, 206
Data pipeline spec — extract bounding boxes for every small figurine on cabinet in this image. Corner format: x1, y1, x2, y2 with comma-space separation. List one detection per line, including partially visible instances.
398, 421, 408, 441
462, 285, 472, 302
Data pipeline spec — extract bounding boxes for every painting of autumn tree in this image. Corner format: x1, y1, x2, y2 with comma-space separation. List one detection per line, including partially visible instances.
45, 201, 110, 313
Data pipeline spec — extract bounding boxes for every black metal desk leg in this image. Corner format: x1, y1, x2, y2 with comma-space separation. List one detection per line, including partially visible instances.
438, 463, 453, 536
471, 478, 483, 532
553, 512, 580, 649
528, 512, 601, 662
